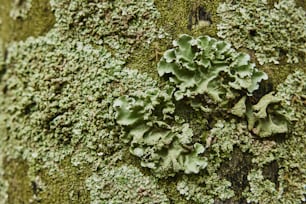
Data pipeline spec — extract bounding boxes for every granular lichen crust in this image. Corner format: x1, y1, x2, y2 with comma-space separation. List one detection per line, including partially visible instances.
0, 0, 167, 203
217, 0, 306, 65
85, 164, 169, 204
50, 0, 165, 60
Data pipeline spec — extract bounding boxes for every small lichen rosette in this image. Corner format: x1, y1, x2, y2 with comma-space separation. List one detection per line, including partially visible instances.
113, 86, 207, 177
232, 93, 290, 137
157, 34, 267, 106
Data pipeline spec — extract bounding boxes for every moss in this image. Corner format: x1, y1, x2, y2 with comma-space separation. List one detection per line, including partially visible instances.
3, 158, 33, 204
154, 0, 222, 38
38, 158, 91, 203
0, 155, 8, 204
0, 0, 55, 44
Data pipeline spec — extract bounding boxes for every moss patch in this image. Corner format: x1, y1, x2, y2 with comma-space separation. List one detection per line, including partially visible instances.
38, 158, 91, 204
3, 158, 33, 204
0, 0, 55, 44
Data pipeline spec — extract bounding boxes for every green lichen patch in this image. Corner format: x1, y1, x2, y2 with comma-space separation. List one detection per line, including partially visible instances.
217, 0, 306, 65
0, 0, 169, 202
1, 0, 306, 203
157, 34, 267, 109
245, 92, 290, 137
85, 164, 169, 203
50, 0, 165, 61
242, 71, 306, 203
177, 173, 235, 203
114, 86, 208, 177
242, 169, 279, 203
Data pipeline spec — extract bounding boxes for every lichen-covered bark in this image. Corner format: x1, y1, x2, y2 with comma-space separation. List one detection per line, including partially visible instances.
0, 0, 305, 204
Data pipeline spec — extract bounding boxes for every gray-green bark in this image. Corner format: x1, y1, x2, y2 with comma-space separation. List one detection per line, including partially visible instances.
0, 0, 305, 203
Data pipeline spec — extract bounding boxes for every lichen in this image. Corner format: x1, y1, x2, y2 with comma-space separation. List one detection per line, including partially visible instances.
0, 0, 167, 202
157, 34, 267, 105
242, 169, 279, 203
243, 71, 306, 203
231, 92, 291, 137
177, 173, 234, 203
113, 87, 207, 177
0, 0, 305, 203
50, 0, 165, 61
217, 0, 306, 65
85, 164, 169, 203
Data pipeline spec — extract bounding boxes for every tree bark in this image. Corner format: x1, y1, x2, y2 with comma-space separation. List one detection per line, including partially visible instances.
0, 0, 305, 203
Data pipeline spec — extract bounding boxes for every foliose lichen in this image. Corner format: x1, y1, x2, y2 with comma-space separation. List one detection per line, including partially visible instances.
217, 0, 306, 65
113, 34, 269, 177
157, 34, 267, 109
243, 71, 306, 203
114, 33, 305, 202
113, 86, 208, 177
231, 92, 290, 137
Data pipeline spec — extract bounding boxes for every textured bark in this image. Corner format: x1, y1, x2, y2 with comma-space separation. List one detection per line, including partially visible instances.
0, 1, 305, 203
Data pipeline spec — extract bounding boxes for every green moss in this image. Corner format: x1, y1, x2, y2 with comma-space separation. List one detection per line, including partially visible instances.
3, 158, 33, 204
38, 158, 91, 203
0, 0, 55, 44
0, 155, 8, 204
154, 0, 222, 38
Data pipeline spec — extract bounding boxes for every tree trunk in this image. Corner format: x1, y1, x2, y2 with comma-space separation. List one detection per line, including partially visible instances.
0, 0, 305, 203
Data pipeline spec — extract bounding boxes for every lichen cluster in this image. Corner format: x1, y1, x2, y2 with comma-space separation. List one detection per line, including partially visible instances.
113, 34, 271, 178
0, 0, 168, 202
50, 0, 165, 60
242, 71, 306, 203
232, 92, 290, 137
0, 0, 305, 203
217, 0, 306, 65
113, 34, 306, 202
114, 86, 208, 177
157, 34, 267, 110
